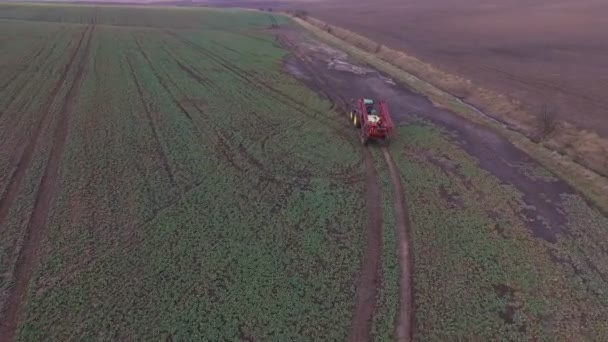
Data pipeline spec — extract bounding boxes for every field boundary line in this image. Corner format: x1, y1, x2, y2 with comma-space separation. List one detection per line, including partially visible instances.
289, 16, 608, 215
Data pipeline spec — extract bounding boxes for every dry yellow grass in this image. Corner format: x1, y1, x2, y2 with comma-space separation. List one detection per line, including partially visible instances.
291, 16, 608, 214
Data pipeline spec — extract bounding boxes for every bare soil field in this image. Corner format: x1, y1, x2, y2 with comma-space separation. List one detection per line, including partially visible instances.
299, 0, 608, 136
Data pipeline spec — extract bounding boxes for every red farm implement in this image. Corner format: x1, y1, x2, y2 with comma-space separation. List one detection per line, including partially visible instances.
349, 98, 395, 145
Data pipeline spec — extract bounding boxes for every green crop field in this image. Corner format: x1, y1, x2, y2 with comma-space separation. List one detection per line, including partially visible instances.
0, 4, 368, 340
2, 2, 608, 341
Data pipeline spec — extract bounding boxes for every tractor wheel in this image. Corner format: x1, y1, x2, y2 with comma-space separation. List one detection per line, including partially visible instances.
353, 114, 361, 128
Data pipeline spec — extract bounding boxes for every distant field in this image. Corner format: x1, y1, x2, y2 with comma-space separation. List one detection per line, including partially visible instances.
0, 4, 366, 340
301, 0, 608, 137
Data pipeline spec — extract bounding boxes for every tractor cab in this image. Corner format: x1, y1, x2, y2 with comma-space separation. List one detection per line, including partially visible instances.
364, 99, 381, 124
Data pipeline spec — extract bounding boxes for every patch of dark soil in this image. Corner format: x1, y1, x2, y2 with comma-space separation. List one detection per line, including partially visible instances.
438, 185, 464, 209
239, 326, 256, 342
493, 284, 515, 298
500, 305, 517, 325
492, 284, 524, 326
486, 210, 509, 237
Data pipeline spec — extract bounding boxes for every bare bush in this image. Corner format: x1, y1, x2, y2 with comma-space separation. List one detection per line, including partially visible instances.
293, 9, 308, 20
538, 103, 557, 139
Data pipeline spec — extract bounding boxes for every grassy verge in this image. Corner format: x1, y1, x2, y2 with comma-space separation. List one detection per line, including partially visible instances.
289, 16, 608, 215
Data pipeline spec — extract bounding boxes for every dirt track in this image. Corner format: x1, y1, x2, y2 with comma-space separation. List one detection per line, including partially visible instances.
276, 24, 587, 339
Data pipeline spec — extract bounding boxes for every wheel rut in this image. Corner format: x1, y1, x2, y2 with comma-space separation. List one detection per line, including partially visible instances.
349, 148, 383, 342
0, 26, 89, 232
164, 31, 352, 140
125, 55, 178, 188
381, 147, 414, 342
0, 24, 94, 342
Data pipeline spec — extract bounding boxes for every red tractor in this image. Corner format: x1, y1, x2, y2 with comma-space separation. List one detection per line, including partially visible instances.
349, 99, 395, 145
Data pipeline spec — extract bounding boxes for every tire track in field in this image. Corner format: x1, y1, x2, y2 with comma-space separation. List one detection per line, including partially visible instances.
159, 41, 348, 188
12, 40, 60, 116
134, 37, 240, 172
165, 32, 270, 107
168, 51, 357, 185
0, 25, 94, 342
350, 147, 383, 342
164, 31, 353, 140
166, 31, 354, 147
133, 36, 195, 125
134, 35, 294, 187
1, 30, 61, 117
160, 44, 290, 151
381, 147, 414, 342
133, 35, 329, 226
163, 42, 295, 135
174, 59, 217, 90
132, 35, 268, 220
135, 36, 263, 183
172, 50, 294, 156
0, 44, 45, 92
163, 34, 362, 183
125, 56, 178, 188
0, 37, 62, 160
0, 26, 89, 232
